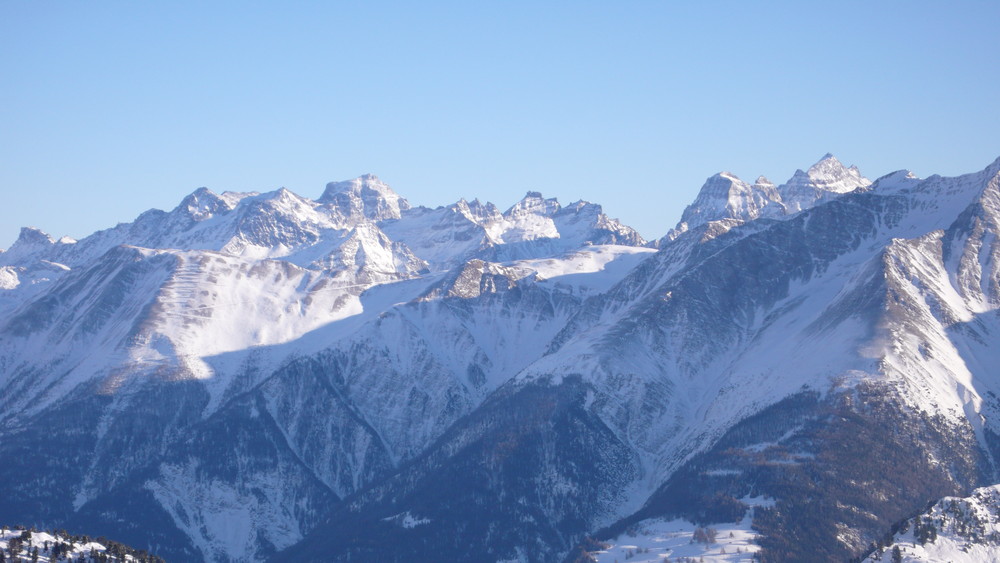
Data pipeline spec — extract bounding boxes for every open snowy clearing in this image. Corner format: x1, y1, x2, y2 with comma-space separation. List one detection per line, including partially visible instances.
589, 498, 774, 562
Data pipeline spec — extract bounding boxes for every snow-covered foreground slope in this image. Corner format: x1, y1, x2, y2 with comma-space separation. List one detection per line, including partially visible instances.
0, 527, 162, 562
864, 485, 1000, 563
4, 155, 1000, 562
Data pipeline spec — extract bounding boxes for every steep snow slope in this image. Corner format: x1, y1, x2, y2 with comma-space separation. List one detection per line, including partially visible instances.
513, 245, 657, 296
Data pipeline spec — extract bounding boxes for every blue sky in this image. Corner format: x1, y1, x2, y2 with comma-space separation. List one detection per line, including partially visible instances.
2, 1, 999, 248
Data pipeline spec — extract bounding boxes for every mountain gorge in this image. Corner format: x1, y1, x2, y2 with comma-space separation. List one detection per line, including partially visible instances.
3, 154, 1000, 562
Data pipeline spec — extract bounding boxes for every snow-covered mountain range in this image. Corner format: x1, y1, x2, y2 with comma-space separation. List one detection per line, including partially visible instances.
3, 154, 1000, 562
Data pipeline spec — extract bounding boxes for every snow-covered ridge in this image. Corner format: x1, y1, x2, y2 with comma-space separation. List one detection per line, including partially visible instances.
0, 176, 644, 274
0, 175, 649, 419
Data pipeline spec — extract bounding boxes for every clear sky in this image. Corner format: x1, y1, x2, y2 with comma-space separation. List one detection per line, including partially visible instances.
2, 1, 999, 249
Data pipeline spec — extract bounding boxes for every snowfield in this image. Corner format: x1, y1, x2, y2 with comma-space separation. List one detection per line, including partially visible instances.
589, 497, 774, 562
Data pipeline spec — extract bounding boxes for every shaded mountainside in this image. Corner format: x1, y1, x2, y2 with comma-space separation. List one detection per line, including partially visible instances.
281, 377, 640, 562
3, 155, 1000, 562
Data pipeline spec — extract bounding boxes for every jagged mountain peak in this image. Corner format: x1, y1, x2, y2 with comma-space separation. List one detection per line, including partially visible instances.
0, 226, 61, 265
674, 154, 872, 236
777, 153, 871, 214
453, 196, 500, 215
14, 226, 55, 246
681, 173, 753, 213
785, 153, 871, 193
869, 169, 922, 194
321, 172, 385, 193
973, 154, 1000, 187
704, 171, 748, 192
188, 186, 215, 197
670, 171, 783, 239
319, 174, 411, 221
321, 221, 427, 281
505, 191, 561, 217
558, 199, 602, 215
251, 186, 314, 207
176, 187, 234, 222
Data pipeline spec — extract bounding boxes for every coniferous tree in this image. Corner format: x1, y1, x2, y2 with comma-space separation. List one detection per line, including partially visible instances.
8, 536, 22, 558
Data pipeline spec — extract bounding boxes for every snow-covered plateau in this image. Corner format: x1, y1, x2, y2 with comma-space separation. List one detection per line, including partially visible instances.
4, 155, 1000, 562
